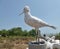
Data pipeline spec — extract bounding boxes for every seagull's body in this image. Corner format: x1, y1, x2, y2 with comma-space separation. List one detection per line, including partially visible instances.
24, 12, 49, 28
19, 5, 56, 42
23, 6, 56, 30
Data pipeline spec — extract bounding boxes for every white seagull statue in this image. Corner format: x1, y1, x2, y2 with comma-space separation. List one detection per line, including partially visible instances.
19, 5, 56, 42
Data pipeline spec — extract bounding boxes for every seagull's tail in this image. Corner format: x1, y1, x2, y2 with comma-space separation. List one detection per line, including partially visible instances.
49, 26, 56, 30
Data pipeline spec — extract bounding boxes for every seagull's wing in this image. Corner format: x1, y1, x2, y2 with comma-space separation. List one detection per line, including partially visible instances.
48, 26, 56, 30
31, 16, 56, 29
31, 16, 49, 25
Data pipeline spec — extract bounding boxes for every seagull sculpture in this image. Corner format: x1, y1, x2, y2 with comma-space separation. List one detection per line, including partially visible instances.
19, 5, 56, 42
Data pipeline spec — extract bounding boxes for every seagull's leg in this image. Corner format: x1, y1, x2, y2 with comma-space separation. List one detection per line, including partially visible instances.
37, 29, 39, 43
35, 28, 40, 43
35, 29, 38, 42
38, 30, 41, 43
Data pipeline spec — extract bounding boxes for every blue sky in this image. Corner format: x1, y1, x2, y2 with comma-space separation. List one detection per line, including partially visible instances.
0, 0, 60, 34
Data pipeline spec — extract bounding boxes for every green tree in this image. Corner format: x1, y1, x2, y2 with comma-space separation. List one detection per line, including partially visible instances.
8, 27, 23, 36
55, 32, 60, 39
22, 30, 28, 36
1, 29, 8, 37
28, 29, 36, 37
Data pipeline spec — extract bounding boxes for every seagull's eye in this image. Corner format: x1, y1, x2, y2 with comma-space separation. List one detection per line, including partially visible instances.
27, 9, 29, 12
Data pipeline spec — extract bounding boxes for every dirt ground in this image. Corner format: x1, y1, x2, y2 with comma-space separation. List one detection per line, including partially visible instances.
0, 36, 34, 49
0, 36, 57, 49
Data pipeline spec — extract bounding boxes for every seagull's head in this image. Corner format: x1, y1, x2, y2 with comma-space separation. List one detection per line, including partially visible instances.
23, 6, 30, 13
19, 5, 30, 15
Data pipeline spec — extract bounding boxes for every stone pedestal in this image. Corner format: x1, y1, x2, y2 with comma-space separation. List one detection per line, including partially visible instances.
29, 41, 47, 49
53, 43, 60, 49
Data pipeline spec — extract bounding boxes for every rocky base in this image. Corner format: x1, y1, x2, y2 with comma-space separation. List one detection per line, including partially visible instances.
29, 41, 47, 49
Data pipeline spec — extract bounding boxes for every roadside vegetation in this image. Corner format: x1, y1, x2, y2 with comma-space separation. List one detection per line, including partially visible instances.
0, 27, 36, 37
0, 27, 60, 49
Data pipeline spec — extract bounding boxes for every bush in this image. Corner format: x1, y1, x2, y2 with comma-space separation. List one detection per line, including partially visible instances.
0, 27, 36, 37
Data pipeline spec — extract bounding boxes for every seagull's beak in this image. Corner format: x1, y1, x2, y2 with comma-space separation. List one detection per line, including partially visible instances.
19, 11, 24, 16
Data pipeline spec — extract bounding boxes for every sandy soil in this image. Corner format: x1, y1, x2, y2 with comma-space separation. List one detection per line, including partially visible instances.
0, 37, 34, 49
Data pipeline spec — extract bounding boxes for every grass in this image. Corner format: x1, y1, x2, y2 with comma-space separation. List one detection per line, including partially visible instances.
0, 36, 58, 49
0, 36, 35, 49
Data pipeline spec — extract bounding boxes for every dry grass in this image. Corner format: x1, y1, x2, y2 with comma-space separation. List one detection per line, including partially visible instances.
0, 36, 34, 49
0, 36, 57, 49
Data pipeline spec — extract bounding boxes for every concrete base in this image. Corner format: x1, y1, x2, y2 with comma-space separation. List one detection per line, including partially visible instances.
53, 43, 60, 49
29, 41, 47, 49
